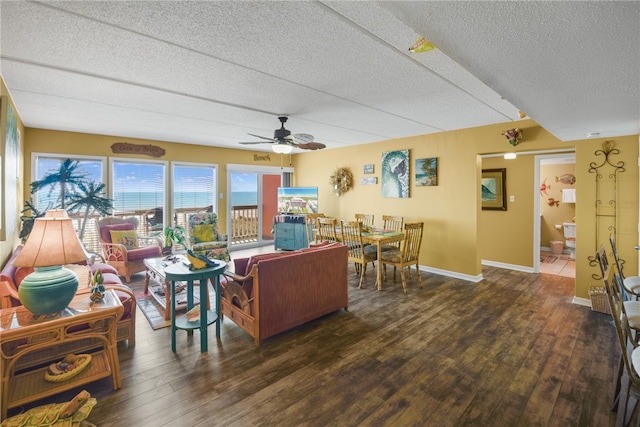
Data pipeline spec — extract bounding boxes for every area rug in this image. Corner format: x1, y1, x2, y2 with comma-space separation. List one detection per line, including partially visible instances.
541, 254, 558, 263
131, 276, 206, 330
134, 289, 171, 330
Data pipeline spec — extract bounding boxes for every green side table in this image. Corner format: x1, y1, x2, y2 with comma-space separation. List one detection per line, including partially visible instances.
165, 259, 226, 352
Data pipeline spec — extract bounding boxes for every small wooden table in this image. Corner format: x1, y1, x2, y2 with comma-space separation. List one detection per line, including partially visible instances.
165, 260, 226, 353
0, 290, 123, 419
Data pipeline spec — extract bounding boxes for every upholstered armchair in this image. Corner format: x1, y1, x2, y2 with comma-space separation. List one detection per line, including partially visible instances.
96, 217, 162, 282
187, 213, 230, 262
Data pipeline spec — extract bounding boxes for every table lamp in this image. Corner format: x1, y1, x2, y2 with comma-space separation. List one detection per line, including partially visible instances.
12, 217, 88, 315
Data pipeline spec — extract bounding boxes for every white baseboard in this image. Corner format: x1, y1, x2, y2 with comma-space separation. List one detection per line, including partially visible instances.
573, 296, 592, 308
421, 265, 483, 283
481, 259, 535, 274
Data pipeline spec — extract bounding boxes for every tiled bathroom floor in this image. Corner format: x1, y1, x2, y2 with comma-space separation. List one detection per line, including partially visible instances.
540, 251, 575, 278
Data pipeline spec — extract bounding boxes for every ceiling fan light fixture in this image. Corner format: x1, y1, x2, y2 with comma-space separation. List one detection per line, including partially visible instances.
272, 143, 293, 154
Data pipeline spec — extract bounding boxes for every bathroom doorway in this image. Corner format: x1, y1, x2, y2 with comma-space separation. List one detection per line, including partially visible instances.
535, 153, 576, 278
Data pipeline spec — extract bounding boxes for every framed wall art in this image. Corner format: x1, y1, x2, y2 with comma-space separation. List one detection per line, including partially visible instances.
360, 177, 378, 185
481, 168, 507, 211
381, 149, 409, 198
2, 97, 19, 240
415, 157, 437, 186
363, 164, 374, 174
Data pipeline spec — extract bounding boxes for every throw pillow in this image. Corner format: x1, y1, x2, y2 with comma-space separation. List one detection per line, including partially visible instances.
109, 230, 139, 250
101, 223, 135, 243
191, 224, 214, 244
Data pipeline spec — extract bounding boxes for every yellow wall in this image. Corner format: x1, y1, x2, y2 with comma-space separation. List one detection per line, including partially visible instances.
5, 107, 640, 302
576, 136, 639, 298
24, 128, 286, 236
0, 76, 25, 267
294, 120, 577, 278
479, 155, 536, 267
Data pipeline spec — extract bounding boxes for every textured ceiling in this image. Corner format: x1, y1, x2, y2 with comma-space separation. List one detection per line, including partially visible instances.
1, 1, 638, 152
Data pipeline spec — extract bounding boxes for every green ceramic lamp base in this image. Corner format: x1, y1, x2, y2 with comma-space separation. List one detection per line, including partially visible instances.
18, 265, 79, 316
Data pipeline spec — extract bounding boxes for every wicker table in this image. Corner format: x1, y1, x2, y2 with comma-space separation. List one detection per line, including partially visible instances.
0, 290, 123, 420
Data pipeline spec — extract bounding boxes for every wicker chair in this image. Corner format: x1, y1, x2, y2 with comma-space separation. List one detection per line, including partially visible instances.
96, 217, 162, 282
187, 213, 230, 261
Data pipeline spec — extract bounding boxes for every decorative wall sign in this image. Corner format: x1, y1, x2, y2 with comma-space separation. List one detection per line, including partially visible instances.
111, 142, 165, 158
415, 157, 437, 186
253, 154, 271, 162
381, 149, 409, 198
481, 168, 507, 210
360, 177, 378, 185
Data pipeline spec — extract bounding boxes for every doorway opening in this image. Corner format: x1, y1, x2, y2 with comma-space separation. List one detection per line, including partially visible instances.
535, 153, 576, 278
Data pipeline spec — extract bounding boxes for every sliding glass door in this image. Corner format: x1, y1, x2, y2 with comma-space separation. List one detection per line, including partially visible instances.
227, 164, 292, 249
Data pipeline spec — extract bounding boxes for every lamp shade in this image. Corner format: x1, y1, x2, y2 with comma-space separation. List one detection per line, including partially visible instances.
272, 143, 293, 154
13, 218, 86, 315
44, 209, 70, 218
13, 218, 87, 268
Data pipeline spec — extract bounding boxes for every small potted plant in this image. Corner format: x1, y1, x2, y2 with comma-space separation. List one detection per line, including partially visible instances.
162, 225, 187, 255
90, 269, 106, 302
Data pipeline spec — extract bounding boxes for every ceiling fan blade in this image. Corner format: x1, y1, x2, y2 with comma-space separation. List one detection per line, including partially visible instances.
296, 142, 326, 150
292, 133, 314, 144
238, 141, 272, 145
247, 133, 276, 142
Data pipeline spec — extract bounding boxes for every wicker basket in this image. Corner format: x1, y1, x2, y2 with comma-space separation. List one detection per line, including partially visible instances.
589, 287, 612, 315
44, 354, 92, 382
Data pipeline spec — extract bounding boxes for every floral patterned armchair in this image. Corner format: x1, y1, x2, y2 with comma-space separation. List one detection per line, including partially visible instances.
187, 213, 230, 262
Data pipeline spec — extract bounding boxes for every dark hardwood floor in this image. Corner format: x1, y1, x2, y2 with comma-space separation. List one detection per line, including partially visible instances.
10, 258, 619, 426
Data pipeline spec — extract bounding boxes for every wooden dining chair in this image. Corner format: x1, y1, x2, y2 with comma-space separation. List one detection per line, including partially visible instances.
341, 220, 377, 289
610, 233, 640, 300
355, 213, 374, 227
305, 213, 326, 245
380, 222, 424, 293
381, 215, 404, 251
602, 262, 640, 425
316, 217, 338, 243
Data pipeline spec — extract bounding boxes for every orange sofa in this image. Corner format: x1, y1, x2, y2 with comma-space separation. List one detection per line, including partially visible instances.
222, 242, 348, 346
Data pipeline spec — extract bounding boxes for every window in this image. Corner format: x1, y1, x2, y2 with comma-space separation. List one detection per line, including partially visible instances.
172, 162, 217, 227
110, 158, 167, 236
32, 153, 105, 210
31, 153, 106, 252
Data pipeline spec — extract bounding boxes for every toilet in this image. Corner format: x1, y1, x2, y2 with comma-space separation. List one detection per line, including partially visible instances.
563, 222, 576, 259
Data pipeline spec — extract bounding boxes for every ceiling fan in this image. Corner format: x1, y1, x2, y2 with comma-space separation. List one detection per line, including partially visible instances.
239, 116, 326, 153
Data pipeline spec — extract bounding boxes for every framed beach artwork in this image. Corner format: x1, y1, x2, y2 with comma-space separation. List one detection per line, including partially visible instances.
381, 149, 409, 198
2, 97, 19, 240
363, 164, 374, 174
360, 177, 378, 185
415, 157, 437, 186
481, 168, 507, 211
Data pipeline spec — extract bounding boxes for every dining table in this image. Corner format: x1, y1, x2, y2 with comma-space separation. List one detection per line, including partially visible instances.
361, 229, 405, 291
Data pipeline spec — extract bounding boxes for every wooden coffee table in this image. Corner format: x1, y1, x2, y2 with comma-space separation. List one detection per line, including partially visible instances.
144, 256, 201, 320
